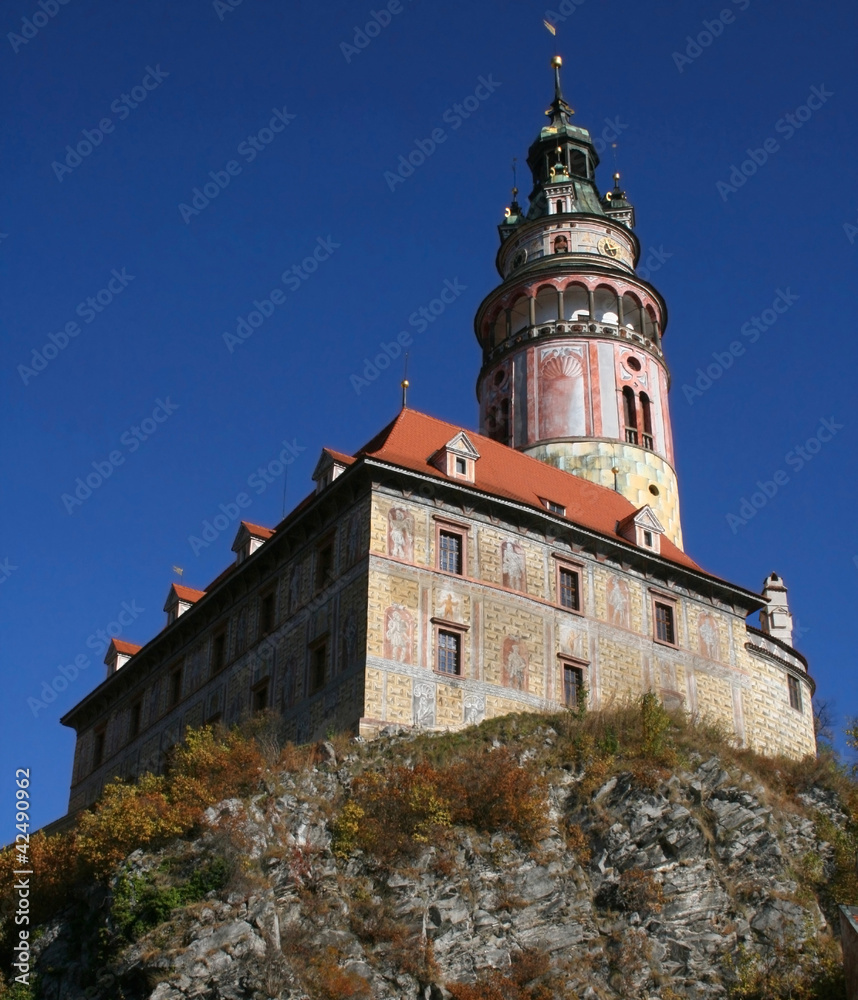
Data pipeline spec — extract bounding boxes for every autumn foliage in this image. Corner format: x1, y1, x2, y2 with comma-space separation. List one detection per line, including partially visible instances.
334, 747, 546, 861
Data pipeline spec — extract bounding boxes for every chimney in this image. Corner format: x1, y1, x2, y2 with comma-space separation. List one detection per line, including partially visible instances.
759, 572, 794, 646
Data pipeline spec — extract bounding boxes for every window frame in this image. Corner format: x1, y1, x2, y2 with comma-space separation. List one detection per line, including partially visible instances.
436, 628, 462, 676
430, 617, 469, 677
651, 593, 678, 647
433, 516, 469, 577
558, 655, 588, 710
787, 674, 803, 712
315, 534, 336, 592
259, 588, 277, 636
309, 638, 328, 694
92, 727, 106, 771
251, 678, 270, 714
128, 699, 142, 741
211, 629, 228, 676
552, 556, 584, 616
169, 664, 183, 708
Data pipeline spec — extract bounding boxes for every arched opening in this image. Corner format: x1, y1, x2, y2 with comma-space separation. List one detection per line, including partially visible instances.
640, 392, 653, 450
643, 305, 656, 341
564, 283, 589, 322
534, 286, 558, 325
510, 296, 530, 336
490, 310, 507, 348
594, 286, 619, 324
622, 387, 638, 444
622, 293, 642, 334
553, 234, 568, 254
556, 199, 564, 214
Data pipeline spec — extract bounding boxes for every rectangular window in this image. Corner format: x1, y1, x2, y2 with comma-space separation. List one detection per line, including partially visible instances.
310, 643, 327, 693
558, 566, 581, 611
129, 701, 142, 740
92, 728, 105, 770
316, 540, 334, 591
437, 630, 461, 675
563, 665, 584, 709
170, 667, 183, 707
788, 675, 803, 712
252, 681, 269, 713
259, 591, 276, 635
545, 500, 566, 515
654, 602, 675, 645
439, 530, 463, 574
211, 631, 227, 675
455, 456, 467, 475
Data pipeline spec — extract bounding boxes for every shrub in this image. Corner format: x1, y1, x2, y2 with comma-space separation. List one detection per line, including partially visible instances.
333, 749, 545, 862
616, 868, 664, 914
447, 949, 555, 1000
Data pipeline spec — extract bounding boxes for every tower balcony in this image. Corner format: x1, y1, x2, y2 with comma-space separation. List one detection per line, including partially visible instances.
484, 319, 663, 367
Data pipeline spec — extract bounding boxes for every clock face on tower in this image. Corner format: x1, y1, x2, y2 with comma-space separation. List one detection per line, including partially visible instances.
598, 236, 622, 259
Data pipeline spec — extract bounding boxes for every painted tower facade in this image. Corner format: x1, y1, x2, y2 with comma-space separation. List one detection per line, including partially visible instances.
475, 58, 682, 548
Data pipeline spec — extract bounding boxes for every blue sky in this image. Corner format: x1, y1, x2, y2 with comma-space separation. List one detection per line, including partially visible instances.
2, 0, 856, 829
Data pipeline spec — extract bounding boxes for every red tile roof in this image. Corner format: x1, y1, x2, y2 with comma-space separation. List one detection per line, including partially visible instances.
109, 639, 142, 656
240, 521, 275, 539
322, 448, 355, 466
171, 584, 206, 603
355, 408, 700, 572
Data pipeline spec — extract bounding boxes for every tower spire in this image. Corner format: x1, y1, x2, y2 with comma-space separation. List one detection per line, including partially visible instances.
546, 55, 574, 129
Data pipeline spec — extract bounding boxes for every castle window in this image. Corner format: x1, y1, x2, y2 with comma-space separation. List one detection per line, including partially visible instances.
594, 286, 619, 324
310, 641, 327, 693
622, 293, 643, 334
564, 283, 589, 322
316, 538, 335, 591
169, 666, 183, 707
438, 530, 463, 574
129, 700, 142, 740
563, 664, 584, 708
788, 675, 803, 711
640, 392, 653, 450
211, 630, 227, 675
623, 387, 638, 444
252, 680, 269, 713
543, 499, 566, 515
510, 295, 530, 336
556, 199, 564, 214
259, 590, 276, 635
653, 601, 676, 646
455, 457, 467, 475
556, 562, 582, 613
437, 629, 461, 675
92, 728, 105, 770
643, 530, 654, 548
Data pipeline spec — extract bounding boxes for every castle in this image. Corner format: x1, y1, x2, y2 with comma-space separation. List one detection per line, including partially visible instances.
60, 57, 816, 815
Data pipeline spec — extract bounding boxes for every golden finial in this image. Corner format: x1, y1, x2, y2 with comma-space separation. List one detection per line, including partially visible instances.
551, 55, 562, 68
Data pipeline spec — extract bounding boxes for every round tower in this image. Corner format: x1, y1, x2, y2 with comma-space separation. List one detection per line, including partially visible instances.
474, 57, 683, 548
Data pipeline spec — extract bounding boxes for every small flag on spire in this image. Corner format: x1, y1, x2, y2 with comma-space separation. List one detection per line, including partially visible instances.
543, 18, 556, 35
172, 566, 184, 576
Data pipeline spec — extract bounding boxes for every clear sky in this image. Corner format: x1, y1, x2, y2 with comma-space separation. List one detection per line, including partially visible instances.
2, 0, 856, 830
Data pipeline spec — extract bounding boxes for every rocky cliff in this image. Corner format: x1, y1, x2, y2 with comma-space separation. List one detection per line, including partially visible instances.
20, 709, 858, 1000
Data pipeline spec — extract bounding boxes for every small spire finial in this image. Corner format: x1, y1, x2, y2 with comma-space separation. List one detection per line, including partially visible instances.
401, 353, 410, 409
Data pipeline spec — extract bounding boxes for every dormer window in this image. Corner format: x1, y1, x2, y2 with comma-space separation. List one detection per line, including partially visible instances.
430, 432, 480, 484
163, 584, 204, 626
617, 505, 665, 555
542, 499, 566, 516
231, 521, 273, 565
312, 448, 352, 494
